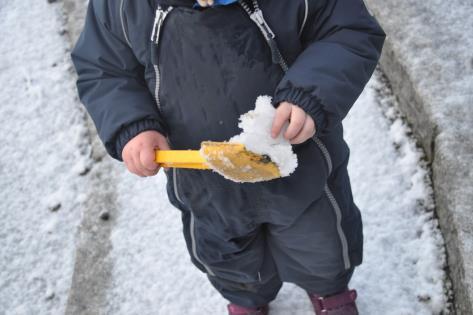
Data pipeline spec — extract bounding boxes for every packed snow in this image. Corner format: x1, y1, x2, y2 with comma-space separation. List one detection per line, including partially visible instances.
346, 74, 448, 314
229, 95, 298, 178
0, 1, 91, 314
0, 1, 450, 314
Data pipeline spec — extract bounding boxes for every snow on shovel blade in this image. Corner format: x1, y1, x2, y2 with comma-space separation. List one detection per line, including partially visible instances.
200, 141, 281, 183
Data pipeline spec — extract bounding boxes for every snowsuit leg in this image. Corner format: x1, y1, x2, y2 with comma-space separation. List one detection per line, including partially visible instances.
206, 235, 283, 308
178, 208, 282, 308
266, 155, 362, 296
167, 153, 362, 306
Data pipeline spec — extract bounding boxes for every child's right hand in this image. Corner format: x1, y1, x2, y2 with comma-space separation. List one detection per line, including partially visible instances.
122, 130, 170, 177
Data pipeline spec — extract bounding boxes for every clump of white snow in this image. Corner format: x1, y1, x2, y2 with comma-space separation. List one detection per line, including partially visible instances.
229, 95, 298, 177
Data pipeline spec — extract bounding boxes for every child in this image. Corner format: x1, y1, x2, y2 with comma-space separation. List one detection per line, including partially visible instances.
72, 0, 385, 314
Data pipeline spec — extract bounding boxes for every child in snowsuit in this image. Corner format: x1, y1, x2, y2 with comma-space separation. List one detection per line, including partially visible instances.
72, 0, 385, 314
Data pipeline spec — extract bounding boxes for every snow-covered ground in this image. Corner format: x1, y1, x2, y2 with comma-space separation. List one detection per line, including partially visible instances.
0, 1, 90, 314
0, 1, 449, 315
346, 76, 448, 314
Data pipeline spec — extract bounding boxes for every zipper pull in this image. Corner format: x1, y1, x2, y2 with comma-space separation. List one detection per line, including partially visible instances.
151, 7, 171, 44
250, 9, 286, 67
240, 1, 289, 71
250, 9, 275, 41
150, 9, 162, 42
150, 7, 173, 65
155, 9, 171, 45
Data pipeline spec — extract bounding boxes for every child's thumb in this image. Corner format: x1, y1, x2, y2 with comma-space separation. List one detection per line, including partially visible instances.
154, 133, 170, 151
140, 146, 160, 172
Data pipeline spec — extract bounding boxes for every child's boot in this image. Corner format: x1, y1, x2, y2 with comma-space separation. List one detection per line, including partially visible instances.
227, 303, 269, 315
308, 289, 358, 315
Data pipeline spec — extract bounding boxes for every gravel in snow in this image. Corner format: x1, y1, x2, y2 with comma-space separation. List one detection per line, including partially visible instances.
0, 1, 91, 314
0, 1, 449, 314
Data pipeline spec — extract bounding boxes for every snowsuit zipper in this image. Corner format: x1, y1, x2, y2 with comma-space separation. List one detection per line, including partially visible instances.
150, 6, 173, 112
152, 9, 215, 276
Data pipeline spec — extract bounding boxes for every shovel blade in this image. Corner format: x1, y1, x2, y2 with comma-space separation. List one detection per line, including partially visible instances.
200, 141, 281, 183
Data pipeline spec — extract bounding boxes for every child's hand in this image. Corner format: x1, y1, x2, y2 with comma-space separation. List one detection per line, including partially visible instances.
122, 130, 170, 177
197, 0, 214, 7
271, 102, 316, 144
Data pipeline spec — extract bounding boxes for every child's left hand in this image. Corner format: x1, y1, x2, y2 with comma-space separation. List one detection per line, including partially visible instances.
271, 102, 316, 144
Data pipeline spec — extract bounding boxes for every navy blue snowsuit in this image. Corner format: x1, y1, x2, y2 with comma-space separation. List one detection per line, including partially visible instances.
72, 0, 385, 308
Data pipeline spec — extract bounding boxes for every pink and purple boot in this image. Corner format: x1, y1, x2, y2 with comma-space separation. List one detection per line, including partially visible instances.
227, 303, 269, 315
227, 289, 358, 315
308, 289, 359, 315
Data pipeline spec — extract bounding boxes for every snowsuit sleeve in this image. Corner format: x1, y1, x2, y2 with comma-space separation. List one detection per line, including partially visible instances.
71, 0, 165, 160
273, 0, 386, 135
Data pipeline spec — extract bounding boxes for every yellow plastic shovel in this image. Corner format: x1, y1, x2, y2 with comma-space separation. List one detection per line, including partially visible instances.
155, 141, 281, 182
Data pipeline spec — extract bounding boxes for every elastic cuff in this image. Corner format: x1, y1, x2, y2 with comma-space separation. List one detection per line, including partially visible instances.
273, 85, 327, 135
115, 119, 165, 161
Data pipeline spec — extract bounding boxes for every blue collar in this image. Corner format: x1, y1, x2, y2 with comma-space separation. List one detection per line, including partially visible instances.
194, 0, 238, 7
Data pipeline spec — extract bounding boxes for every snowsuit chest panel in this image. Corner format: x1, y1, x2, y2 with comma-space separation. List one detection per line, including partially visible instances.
121, 0, 348, 202
150, 6, 284, 148
144, 5, 331, 235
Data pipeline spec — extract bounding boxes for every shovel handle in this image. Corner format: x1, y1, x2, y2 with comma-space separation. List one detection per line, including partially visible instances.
155, 150, 210, 170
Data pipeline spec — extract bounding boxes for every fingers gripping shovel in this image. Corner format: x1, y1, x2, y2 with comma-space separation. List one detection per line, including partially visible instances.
155, 141, 281, 183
